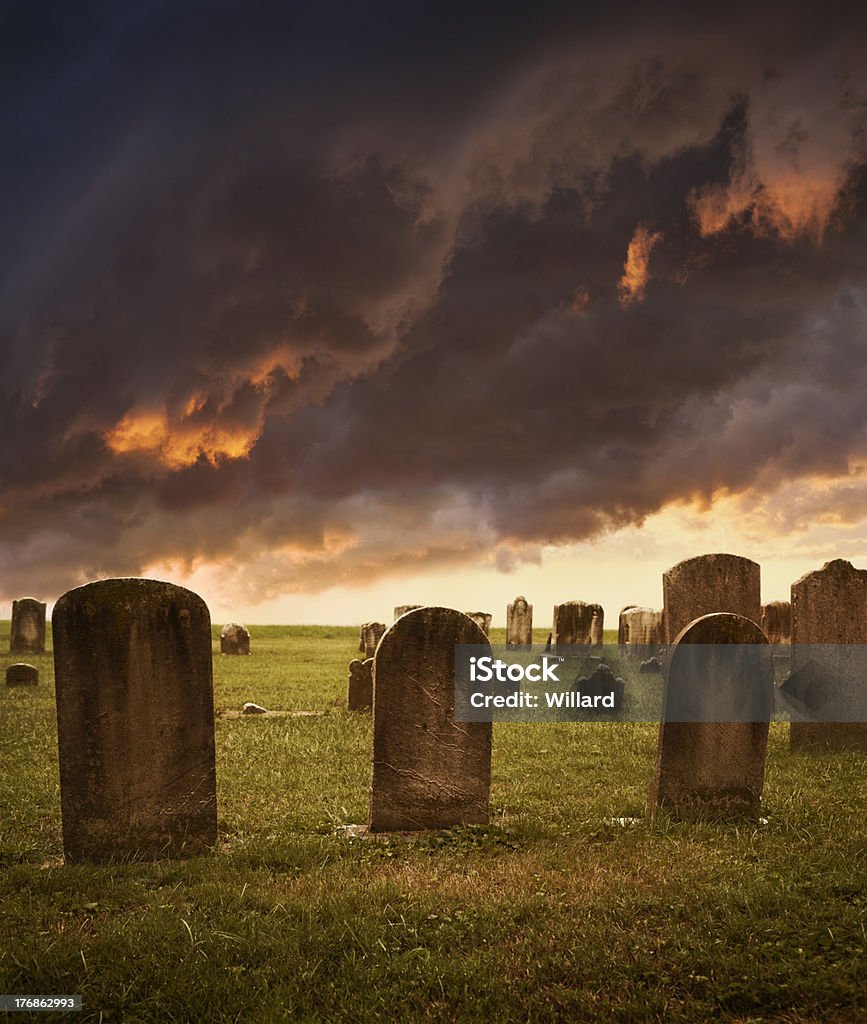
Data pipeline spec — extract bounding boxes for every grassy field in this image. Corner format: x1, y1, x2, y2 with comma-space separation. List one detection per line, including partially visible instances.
0, 623, 865, 1022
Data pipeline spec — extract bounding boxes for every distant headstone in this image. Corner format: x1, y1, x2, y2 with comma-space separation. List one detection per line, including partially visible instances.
648, 613, 773, 821
619, 606, 663, 654
464, 611, 492, 636
370, 608, 492, 831
359, 622, 386, 659
53, 578, 217, 862
6, 662, 38, 686
575, 663, 625, 712
220, 622, 251, 655
394, 605, 423, 621
662, 554, 761, 644
761, 601, 791, 645
10, 598, 46, 655
639, 657, 662, 674
506, 596, 533, 645
552, 601, 603, 646
347, 658, 374, 711
790, 559, 867, 752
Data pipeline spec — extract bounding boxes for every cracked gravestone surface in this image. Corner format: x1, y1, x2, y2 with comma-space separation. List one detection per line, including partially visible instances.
53, 578, 217, 862
347, 658, 374, 711
10, 598, 46, 655
648, 612, 773, 822
790, 559, 867, 752
662, 553, 761, 644
220, 622, 251, 655
506, 596, 533, 645
369, 607, 492, 832
552, 601, 603, 646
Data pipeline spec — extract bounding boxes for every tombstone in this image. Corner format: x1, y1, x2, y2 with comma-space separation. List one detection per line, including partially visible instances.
359, 622, 386, 659
505, 596, 532, 645
761, 601, 791, 645
220, 622, 251, 655
552, 601, 603, 646
648, 613, 773, 822
464, 611, 492, 636
394, 605, 423, 621
347, 658, 374, 711
6, 663, 38, 686
10, 598, 47, 655
662, 554, 761, 644
53, 578, 217, 862
790, 559, 867, 752
618, 606, 662, 654
369, 607, 492, 831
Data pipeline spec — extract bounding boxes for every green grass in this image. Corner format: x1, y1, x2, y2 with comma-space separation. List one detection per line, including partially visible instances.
0, 623, 865, 1022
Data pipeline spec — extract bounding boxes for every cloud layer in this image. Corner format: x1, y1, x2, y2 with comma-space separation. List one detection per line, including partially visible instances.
2, 2, 867, 602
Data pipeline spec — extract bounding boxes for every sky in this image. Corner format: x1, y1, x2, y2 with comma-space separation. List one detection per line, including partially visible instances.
2, 1, 867, 627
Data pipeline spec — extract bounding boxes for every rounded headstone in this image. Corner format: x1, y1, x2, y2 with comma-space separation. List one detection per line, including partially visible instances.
220, 622, 251, 655
53, 578, 217, 862
370, 607, 492, 831
6, 662, 38, 686
649, 612, 773, 822
662, 553, 761, 644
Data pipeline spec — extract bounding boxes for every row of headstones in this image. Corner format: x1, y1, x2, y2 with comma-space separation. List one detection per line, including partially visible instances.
617, 600, 792, 651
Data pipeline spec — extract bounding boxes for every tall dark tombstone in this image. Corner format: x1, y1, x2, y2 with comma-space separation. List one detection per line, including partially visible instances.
369, 607, 492, 832
506, 596, 533, 645
648, 613, 773, 821
53, 578, 217, 862
662, 554, 761, 644
552, 601, 602, 646
790, 560, 867, 752
10, 598, 47, 655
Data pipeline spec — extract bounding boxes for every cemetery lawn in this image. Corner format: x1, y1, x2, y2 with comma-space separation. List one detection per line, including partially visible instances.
1, 624, 864, 1023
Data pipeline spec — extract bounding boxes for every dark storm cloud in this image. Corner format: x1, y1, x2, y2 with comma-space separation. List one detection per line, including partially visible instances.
1, 1, 867, 599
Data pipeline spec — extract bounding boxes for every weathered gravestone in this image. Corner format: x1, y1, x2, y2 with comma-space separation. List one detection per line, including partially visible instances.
53, 578, 217, 862
347, 658, 374, 711
506, 596, 533, 646
663, 554, 761, 644
618, 606, 663, 654
552, 601, 603, 646
359, 621, 387, 659
465, 611, 492, 636
6, 663, 38, 686
220, 622, 251, 655
10, 598, 46, 655
394, 604, 423, 621
369, 607, 492, 831
761, 601, 791, 645
790, 559, 867, 752
648, 613, 773, 821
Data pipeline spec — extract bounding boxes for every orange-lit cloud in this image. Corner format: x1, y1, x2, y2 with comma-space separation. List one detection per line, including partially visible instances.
105, 409, 261, 468
617, 225, 662, 306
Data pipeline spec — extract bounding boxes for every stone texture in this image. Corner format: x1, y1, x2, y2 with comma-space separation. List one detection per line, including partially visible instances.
662, 554, 761, 644
6, 662, 38, 686
464, 611, 492, 636
394, 605, 423, 621
10, 598, 46, 655
790, 559, 867, 752
359, 622, 387, 659
347, 658, 374, 711
507, 596, 533, 646
52, 578, 217, 862
552, 601, 603, 646
618, 606, 663, 653
649, 613, 773, 822
369, 608, 492, 831
220, 622, 251, 655
761, 601, 791, 645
